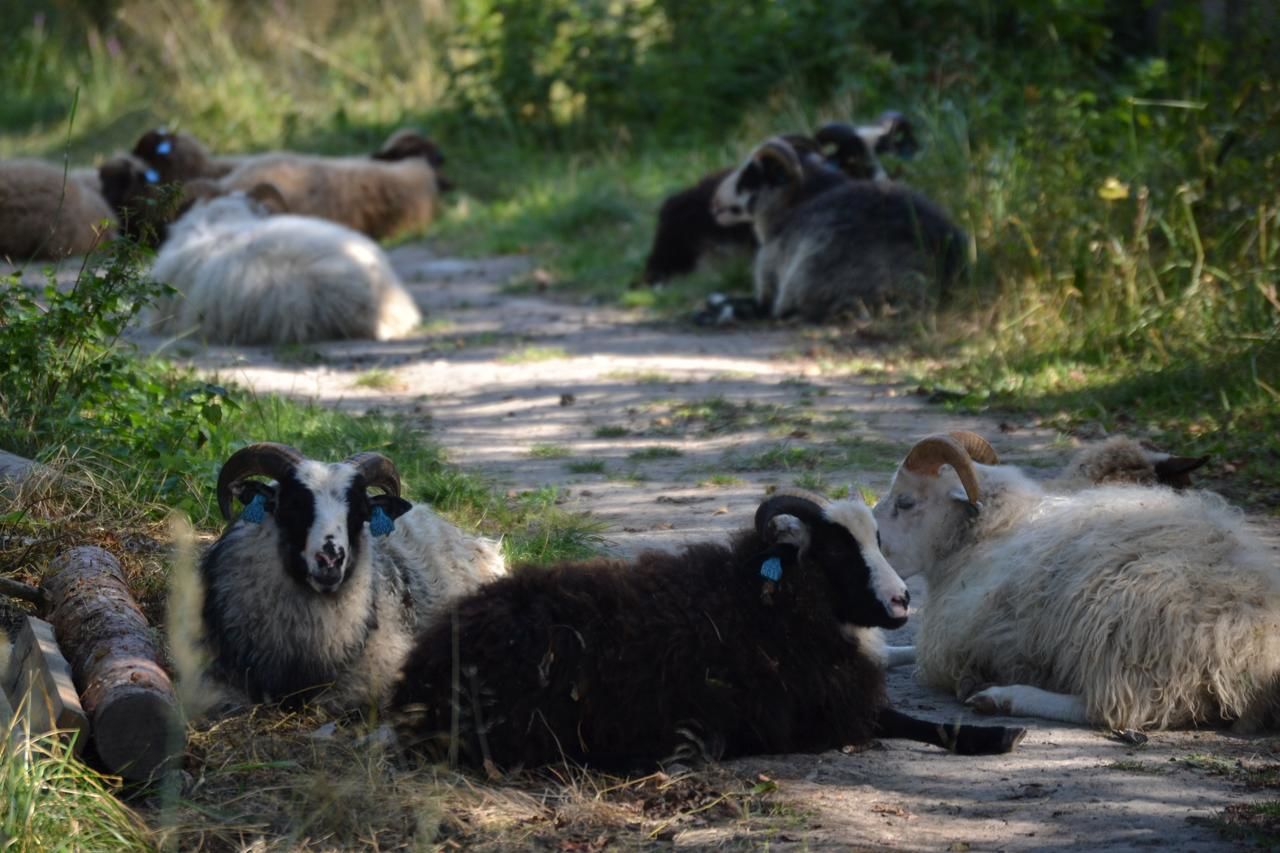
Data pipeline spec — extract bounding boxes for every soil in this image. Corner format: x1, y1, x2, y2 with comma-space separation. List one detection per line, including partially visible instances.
69, 244, 1280, 849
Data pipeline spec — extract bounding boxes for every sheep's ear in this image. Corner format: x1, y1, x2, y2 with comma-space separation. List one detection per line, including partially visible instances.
246, 182, 289, 214
370, 493, 413, 520
1153, 454, 1209, 489
231, 479, 276, 508
949, 488, 980, 517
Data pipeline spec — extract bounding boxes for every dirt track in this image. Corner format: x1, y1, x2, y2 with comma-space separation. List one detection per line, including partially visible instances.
130, 242, 1279, 851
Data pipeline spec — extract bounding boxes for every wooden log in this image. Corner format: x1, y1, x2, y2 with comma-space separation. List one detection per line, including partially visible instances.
3, 616, 90, 752
43, 546, 185, 781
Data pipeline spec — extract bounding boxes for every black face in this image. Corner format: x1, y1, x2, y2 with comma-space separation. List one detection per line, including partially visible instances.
874, 111, 919, 159
809, 524, 906, 631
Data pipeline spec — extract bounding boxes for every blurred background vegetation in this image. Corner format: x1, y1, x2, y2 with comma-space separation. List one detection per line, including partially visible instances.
1, 0, 1278, 504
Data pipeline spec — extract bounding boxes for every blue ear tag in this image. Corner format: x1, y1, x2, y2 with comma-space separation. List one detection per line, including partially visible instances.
144, 168, 160, 184
241, 493, 267, 524
155, 139, 172, 156
760, 557, 783, 583
370, 506, 395, 537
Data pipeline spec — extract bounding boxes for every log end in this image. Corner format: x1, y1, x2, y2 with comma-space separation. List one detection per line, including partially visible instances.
92, 690, 186, 782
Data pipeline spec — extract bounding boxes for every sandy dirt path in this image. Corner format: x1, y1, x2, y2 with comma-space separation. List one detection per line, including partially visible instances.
130, 243, 1278, 851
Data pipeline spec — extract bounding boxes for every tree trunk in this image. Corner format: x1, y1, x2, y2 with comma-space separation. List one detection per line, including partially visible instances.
42, 546, 185, 781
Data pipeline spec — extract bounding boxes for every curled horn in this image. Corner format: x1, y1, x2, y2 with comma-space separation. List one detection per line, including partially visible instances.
754, 488, 829, 540
344, 451, 402, 497
814, 122, 858, 149
901, 434, 982, 505
216, 442, 305, 520
949, 431, 999, 465
755, 138, 803, 182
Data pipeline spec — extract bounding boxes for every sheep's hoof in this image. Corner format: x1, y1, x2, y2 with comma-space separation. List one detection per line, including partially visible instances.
954, 723, 1027, 755
966, 687, 1012, 716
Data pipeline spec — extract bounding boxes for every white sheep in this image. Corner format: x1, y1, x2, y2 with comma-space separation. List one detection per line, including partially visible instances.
199, 443, 506, 711
873, 431, 1280, 732
147, 186, 422, 344
0, 159, 117, 260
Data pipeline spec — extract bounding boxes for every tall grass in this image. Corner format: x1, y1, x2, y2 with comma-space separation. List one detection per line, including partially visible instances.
0, 727, 152, 852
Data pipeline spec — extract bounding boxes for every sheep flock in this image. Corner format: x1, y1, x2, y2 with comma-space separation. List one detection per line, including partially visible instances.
4, 109, 1276, 839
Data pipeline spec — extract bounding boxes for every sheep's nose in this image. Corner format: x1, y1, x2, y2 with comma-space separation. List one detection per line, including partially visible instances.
314, 543, 346, 572
892, 590, 911, 610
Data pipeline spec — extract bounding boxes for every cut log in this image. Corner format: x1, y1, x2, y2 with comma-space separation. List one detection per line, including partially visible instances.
3, 616, 90, 752
43, 546, 185, 781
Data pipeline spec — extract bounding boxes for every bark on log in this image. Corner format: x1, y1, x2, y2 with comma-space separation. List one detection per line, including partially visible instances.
43, 546, 185, 781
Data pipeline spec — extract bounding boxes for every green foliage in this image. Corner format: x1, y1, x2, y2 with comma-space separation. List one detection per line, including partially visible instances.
0, 730, 153, 852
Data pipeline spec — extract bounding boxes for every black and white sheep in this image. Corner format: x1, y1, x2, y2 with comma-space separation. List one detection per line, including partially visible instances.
392, 491, 1025, 770
0, 159, 117, 260
200, 443, 506, 711
872, 432, 1280, 732
709, 137, 967, 322
147, 186, 423, 344
640, 113, 916, 287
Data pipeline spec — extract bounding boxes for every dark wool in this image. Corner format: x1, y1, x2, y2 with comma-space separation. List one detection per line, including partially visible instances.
642, 168, 756, 284
393, 530, 885, 770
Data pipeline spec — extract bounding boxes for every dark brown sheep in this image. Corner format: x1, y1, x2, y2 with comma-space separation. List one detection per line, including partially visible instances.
392, 492, 1024, 771
640, 113, 918, 286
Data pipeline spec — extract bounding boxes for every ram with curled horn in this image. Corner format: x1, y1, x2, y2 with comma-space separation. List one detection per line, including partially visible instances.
192, 442, 506, 712
392, 489, 1025, 771
873, 430, 1280, 734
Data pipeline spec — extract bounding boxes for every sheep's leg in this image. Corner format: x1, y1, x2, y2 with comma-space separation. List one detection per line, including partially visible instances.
875, 707, 1025, 755
966, 684, 1089, 724
883, 645, 915, 668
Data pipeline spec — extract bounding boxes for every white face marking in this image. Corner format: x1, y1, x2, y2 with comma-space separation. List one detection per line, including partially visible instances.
711, 160, 755, 226
823, 500, 909, 620
854, 127, 890, 182
294, 461, 360, 593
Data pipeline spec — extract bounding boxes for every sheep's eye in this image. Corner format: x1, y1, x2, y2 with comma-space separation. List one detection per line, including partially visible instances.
895, 494, 916, 511
876, 530, 882, 549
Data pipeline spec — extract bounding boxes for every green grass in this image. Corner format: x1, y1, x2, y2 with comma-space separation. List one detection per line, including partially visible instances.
565, 459, 608, 475
352, 368, 398, 390
528, 443, 571, 459
500, 345, 569, 364
0, 730, 153, 851
592, 425, 630, 439
700, 473, 744, 488
627, 446, 684, 462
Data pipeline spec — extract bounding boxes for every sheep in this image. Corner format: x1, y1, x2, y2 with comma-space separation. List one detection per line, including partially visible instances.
147, 185, 423, 345
391, 490, 1025, 771
131, 128, 247, 183
708, 137, 967, 323
96, 153, 218, 247
1054, 435, 1208, 490
130, 127, 447, 240
872, 431, 1280, 733
199, 442, 506, 711
641, 114, 917, 287
0, 159, 118, 260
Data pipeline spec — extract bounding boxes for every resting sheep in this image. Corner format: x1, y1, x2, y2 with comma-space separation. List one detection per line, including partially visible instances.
147, 186, 423, 344
710, 137, 967, 322
131, 129, 244, 183
392, 490, 1024, 770
873, 431, 1280, 732
1054, 435, 1208, 490
199, 443, 506, 711
0, 159, 117, 260
641, 113, 917, 286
